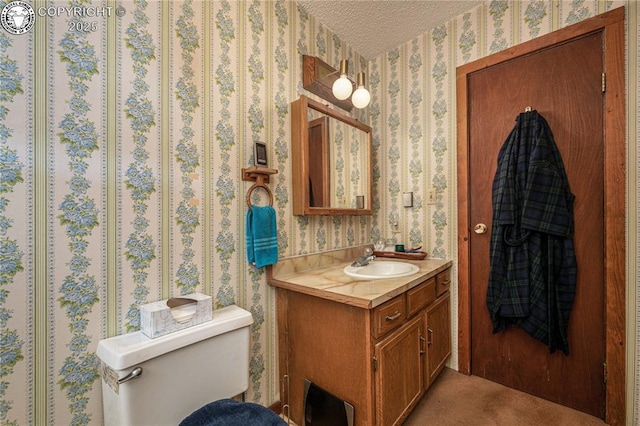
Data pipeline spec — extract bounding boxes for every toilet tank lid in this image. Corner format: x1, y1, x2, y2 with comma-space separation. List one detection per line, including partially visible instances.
96, 305, 253, 370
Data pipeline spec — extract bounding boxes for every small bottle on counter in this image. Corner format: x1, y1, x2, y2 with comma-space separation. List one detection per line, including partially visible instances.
383, 238, 396, 252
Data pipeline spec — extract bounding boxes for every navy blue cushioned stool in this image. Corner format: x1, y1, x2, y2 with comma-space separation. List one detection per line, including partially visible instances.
180, 398, 287, 426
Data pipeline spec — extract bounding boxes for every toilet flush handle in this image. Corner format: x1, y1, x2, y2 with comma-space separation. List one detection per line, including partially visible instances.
118, 366, 143, 385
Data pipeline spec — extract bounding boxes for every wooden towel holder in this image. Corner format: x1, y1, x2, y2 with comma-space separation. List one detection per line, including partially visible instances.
242, 166, 278, 210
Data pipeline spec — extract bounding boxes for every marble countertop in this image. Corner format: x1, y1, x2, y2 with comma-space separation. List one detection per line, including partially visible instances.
267, 245, 452, 309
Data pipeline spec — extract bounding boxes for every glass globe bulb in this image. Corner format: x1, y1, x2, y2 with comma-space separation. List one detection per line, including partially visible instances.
332, 75, 353, 100
351, 86, 370, 109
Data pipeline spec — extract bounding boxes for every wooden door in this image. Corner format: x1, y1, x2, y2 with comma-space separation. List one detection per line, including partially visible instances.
467, 32, 605, 416
457, 9, 626, 424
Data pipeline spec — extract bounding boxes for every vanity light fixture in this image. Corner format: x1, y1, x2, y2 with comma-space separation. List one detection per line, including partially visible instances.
331, 59, 370, 109
302, 55, 371, 111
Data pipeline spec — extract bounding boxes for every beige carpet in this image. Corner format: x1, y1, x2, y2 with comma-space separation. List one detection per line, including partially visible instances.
405, 368, 606, 426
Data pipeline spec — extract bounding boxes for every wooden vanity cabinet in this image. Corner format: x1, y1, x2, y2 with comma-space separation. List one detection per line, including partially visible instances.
274, 268, 451, 426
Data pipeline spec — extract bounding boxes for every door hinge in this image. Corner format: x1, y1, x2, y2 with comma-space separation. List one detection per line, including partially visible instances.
602, 73, 606, 92
373, 355, 378, 372
603, 362, 607, 384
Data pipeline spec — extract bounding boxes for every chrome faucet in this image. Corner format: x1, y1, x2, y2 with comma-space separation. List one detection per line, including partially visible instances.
351, 247, 375, 267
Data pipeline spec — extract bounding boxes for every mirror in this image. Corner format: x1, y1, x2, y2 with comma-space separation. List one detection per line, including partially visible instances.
291, 95, 372, 215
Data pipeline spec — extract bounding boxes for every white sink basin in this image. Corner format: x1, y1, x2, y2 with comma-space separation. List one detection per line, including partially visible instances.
343, 260, 419, 279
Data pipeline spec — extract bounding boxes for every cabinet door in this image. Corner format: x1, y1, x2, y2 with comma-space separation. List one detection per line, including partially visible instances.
425, 292, 451, 388
374, 314, 424, 426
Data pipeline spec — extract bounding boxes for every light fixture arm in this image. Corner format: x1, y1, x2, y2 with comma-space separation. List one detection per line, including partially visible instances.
338, 59, 349, 76
325, 60, 346, 78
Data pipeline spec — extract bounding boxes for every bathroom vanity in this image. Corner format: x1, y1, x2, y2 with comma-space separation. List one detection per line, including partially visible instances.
268, 246, 452, 426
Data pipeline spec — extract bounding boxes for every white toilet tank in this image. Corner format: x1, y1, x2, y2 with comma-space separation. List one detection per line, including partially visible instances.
96, 305, 253, 426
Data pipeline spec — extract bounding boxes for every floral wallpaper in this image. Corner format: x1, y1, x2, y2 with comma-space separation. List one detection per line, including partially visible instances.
56, 11, 102, 425
1, 0, 637, 425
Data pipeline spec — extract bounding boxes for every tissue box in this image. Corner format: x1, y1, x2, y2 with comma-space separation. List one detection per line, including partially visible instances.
140, 293, 212, 338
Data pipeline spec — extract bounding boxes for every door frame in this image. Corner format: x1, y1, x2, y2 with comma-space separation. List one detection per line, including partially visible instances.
456, 7, 625, 425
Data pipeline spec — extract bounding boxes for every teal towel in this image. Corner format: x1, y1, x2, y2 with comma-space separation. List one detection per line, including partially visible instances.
246, 205, 278, 268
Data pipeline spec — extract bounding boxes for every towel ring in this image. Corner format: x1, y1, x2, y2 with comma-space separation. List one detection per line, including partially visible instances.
246, 183, 273, 210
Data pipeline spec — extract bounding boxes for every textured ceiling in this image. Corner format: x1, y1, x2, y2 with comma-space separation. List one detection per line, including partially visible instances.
298, 0, 484, 60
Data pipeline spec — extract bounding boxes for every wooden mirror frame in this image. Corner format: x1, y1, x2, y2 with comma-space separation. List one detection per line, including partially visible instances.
291, 95, 373, 216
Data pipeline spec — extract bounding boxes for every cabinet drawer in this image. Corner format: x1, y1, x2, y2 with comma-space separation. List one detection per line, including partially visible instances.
372, 295, 406, 338
436, 268, 451, 296
407, 278, 436, 317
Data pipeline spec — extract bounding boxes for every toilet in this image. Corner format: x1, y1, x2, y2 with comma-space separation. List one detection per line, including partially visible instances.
96, 304, 254, 426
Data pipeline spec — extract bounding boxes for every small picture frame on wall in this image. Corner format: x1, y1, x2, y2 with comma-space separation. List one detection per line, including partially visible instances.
254, 141, 268, 167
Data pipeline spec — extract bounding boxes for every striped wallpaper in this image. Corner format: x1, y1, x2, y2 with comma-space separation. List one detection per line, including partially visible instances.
0, 1, 637, 425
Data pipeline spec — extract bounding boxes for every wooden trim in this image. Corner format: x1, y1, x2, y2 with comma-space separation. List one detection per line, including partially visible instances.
291, 97, 307, 215
455, 63, 471, 376
602, 14, 626, 425
456, 8, 624, 77
300, 94, 371, 133
275, 288, 290, 419
455, 7, 626, 425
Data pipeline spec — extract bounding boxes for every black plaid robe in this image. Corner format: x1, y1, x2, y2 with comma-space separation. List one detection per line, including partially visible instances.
487, 110, 577, 355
